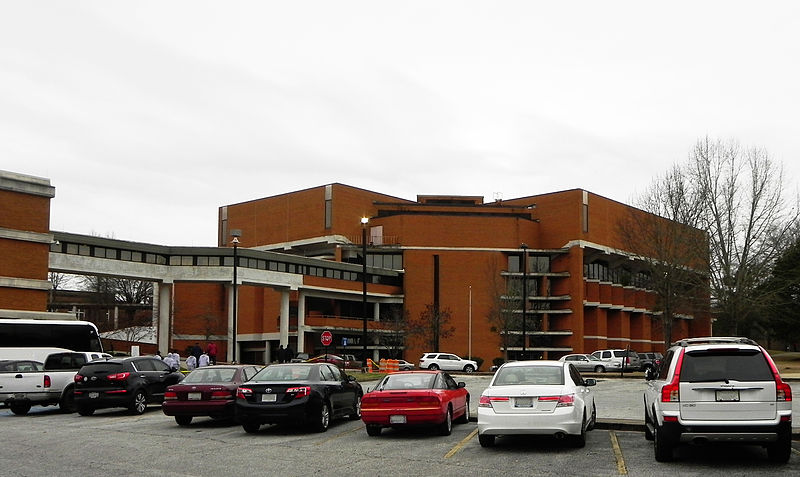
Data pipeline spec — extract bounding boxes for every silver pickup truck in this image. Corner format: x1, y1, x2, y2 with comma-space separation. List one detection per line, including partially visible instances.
0, 350, 110, 415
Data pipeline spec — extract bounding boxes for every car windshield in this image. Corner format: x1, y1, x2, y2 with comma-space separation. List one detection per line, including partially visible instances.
680, 350, 773, 382
494, 366, 564, 386
588, 355, 601, 361
379, 373, 436, 390
253, 365, 312, 381
183, 367, 236, 383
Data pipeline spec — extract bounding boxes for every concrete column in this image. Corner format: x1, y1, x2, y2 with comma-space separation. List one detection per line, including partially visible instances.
280, 289, 290, 347
373, 302, 380, 322
156, 281, 172, 355
297, 290, 306, 353
227, 284, 235, 363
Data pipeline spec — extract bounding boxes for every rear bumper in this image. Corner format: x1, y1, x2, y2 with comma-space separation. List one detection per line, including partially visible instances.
162, 399, 234, 417
361, 406, 446, 426
1, 391, 60, 406
477, 406, 583, 436
659, 420, 792, 444
235, 397, 314, 424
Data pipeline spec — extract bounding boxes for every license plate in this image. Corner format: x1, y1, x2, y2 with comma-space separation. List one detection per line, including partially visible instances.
188, 393, 202, 401
716, 390, 740, 402
515, 397, 534, 407
389, 415, 406, 424
89, 392, 99, 399
261, 394, 277, 403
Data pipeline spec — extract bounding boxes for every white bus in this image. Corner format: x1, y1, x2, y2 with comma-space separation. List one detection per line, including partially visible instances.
0, 319, 104, 354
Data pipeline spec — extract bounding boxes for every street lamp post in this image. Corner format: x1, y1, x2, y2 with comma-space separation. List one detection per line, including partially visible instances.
361, 217, 369, 365
521, 243, 528, 361
231, 230, 241, 364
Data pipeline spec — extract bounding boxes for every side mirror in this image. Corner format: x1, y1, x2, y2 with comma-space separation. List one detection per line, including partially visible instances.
347, 375, 356, 382
457, 381, 466, 388
584, 378, 596, 387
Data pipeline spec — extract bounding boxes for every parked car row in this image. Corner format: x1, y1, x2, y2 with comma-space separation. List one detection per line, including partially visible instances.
558, 349, 662, 373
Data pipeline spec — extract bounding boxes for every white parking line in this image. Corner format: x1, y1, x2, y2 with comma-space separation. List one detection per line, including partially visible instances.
445, 429, 478, 459
609, 431, 628, 475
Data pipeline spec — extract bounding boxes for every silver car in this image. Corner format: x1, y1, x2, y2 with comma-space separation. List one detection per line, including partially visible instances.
558, 354, 609, 373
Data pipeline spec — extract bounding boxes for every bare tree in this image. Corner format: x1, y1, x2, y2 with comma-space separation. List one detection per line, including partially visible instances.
620, 164, 709, 347
376, 304, 407, 358
485, 260, 521, 362
689, 137, 799, 336
406, 304, 455, 352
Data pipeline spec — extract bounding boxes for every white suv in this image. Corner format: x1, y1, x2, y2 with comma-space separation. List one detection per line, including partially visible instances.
591, 349, 641, 372
419, 353, 478, 373
643, 337, 793, 463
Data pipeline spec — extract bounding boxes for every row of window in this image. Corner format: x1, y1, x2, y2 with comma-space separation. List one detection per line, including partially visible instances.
507, 254, 551, 274
584, 262, 650, 288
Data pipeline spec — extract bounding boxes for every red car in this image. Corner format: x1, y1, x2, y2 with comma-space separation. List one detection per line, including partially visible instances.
360, 370, 470, 436
162, 365, 262, 425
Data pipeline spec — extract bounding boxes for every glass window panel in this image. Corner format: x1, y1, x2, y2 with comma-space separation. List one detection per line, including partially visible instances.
93, 247, 105, 258
120, 250, 132, 261
197, 256, 209, 266
79, 245, 90, 256
208, 256, 220, 266
66, 243, 79, 254
181, 256, 193, 265
169, 256, 181, 265
132, 251, 142, 261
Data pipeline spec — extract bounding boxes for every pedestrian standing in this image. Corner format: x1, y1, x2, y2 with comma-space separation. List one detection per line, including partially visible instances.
186, 354, 197, 371
163, 353, 176, 371
171, 350, 181, 371
191, 342, 202, 366
277, 345, 286, 363
198, 352, 210, 367
206, 342, 218, 365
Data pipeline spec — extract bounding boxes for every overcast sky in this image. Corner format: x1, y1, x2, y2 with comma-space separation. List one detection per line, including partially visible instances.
2, 1, 798, 246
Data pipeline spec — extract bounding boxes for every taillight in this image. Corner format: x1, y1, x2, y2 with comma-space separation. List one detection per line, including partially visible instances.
164, 391, 177, 400
44, 375, 51, 388
539, 394, 575, 407
237, 387, 253, 400
479, 395, 509, 408
211, 390, 233, 400
74, 374, 84, 383
287, 386, 311, 399
761, 347, 792, 402
106, 372, 131, 382
661, 349, 684, 402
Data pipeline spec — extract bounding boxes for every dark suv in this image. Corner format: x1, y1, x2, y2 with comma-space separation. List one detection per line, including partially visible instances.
73, 356, 184, 415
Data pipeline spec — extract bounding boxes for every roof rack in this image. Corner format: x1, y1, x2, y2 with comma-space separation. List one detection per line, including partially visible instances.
671, 337, 759, 347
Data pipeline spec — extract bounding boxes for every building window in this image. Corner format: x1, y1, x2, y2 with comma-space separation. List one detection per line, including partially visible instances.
324, 184, 332, 229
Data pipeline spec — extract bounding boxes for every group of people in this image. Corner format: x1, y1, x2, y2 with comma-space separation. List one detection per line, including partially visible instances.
156, 342, 219, 372
277, 344, 295, 363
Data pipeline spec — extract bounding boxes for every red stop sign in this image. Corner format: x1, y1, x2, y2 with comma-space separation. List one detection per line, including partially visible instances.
321, 330, 333, 346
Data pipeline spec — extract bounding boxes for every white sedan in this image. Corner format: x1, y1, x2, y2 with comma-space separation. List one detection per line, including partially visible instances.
477, 360, 597, 447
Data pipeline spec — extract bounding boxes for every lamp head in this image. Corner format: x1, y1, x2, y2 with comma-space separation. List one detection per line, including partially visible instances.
361, 217, 369, 226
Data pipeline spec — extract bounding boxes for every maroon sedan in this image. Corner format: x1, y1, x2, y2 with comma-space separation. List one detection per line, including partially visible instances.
162, 365, 262, 425
360, 371, 470, 436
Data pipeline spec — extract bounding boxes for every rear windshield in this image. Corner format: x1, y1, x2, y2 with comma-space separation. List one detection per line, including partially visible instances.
680, 350, 773, 382
184, 367, 237, 383
494, 366, 564, 386
252, 365, 311, 381
80, 362, 123, 375
378, 373, 435, 390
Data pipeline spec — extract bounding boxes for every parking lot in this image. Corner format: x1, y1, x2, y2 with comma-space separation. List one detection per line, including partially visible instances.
2, 376, 798, 477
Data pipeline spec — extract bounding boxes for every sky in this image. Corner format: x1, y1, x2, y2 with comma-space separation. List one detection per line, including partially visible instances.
2, 1, 799, 246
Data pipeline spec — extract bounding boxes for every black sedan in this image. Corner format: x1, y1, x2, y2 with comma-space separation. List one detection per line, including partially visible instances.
235, 363, 362, 433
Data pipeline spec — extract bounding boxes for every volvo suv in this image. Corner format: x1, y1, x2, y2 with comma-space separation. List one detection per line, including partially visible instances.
643, 337, 792, 463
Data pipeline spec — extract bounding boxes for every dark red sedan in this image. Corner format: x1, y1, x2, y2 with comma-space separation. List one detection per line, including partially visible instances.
162, 365, 262, 425
360, 371, 470, 436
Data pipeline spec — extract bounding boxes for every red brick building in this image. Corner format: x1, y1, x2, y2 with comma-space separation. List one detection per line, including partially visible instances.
172, 183, 711, 366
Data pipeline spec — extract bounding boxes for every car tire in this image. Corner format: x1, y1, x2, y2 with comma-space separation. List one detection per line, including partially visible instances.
366, 424, 382, 437
9, 402, 31, 416
59, 388, 76, 413
242, 422, 261, 434
767, 433, 791, 463
478, 433, 495, 447
348, 394, 362, 420
438, 408, 453, 436
455, 398, 470, 424
586, 403, 596, 431
428, 364, 439, 370
571, 413, 587, 448
129, 390, 147, 415
463, 364, 475, 373
175, 415, 192, 426
653, 423, 674, 462
594, 365, 605, 373
77, 406, 95, 416
312, 401, 331, 433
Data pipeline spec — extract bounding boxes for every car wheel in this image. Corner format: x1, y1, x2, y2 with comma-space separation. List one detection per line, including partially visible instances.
766, 433, 791, 463
59, 388, 76, 413
643, 405, 654, 441
463, 364, 475, 373
571, 413, 587, 448
175, 415, 192, 426
586, 403, 597, 431
9, 402, 31, 416
77, 406, 95, 416
129, 390, 147, 415
478, 433, 495, 447
438, 408, 453, 436
653, 424, 674, 462
594, 365, 605, 373
428, 364, 439, 370
366, 424, 382, 437
455, 398, 470, 424
242, 422, 261, 434
312, 401, 331, 433
348, 394, 362, 420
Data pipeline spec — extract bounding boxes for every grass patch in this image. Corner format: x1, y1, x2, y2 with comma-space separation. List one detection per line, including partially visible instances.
767, 350, 800, 373
348, 371, 386, 383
